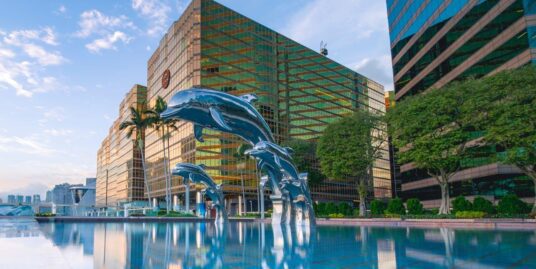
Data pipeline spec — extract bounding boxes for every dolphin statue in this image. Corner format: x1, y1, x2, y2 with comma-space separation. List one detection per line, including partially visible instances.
245, 141, 299, 181
246, 141, 315, 226
160, 87, 275, 145
171, 163, 227, 223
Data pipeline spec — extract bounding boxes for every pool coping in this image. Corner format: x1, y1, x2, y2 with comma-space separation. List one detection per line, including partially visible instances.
32, 216, 536, 230
314, 218, 536, 230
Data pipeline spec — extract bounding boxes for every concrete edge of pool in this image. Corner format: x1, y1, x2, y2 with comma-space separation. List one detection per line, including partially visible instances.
29, 216, 536, 230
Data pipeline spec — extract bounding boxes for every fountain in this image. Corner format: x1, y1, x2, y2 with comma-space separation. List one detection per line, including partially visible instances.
161, 87, 315, 227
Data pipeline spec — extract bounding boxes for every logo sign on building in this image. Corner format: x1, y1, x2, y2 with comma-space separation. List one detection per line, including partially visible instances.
162, 69, 171, 89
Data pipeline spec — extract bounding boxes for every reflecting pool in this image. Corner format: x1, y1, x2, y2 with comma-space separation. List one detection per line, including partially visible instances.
1, 218, 536, 268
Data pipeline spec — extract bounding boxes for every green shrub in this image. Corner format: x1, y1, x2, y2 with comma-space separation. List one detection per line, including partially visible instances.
337, 203, 353, 216
455, 211, 486, 219
386, 198, 406, 215
352, 208, 360, 217
328, 213, 344, 218
370, 200, 387, 215
325, 202, 337, 215
472, 197, 495, 214
452, 196, 472, 212
130, 213, 145, 217
427, 208, 439, 215
406, 198, 424, 215
316, 202, 326, 215
497, 194, 530, 215
384, 212, 402, 218
35, 213, 56, 217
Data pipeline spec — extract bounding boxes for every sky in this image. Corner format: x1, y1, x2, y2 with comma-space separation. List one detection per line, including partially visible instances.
0, 0, 393, 201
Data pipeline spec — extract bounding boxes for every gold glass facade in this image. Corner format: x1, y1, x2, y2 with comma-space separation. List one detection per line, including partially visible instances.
96, 85, 147, 207
145, 0, 391, 205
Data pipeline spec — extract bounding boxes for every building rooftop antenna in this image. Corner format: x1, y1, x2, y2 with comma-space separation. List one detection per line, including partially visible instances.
320, 41, 328, 56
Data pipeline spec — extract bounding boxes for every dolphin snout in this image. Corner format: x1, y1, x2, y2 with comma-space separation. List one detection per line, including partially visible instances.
160, 107, 178, 119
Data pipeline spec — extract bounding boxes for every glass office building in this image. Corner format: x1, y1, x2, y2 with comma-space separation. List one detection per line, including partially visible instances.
96, 85, 147, 207
387, 0, 536, 206
143, 0, 391, 212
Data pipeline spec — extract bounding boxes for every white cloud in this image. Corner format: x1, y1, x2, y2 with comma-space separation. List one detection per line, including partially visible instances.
59, 5, 66, 14
44, 129, 73, 136
353, 55, 394, 91
0, 27, 68, 97
281, 0, 393, 91
0, 48, 15, 58
22, 44, 65, 65
85, 31, 132, 53
0, 135, 56, 156
3, 27, 58, 46
42, 106, 66, 123
132, 0, 172, 36
284, 0, 386, 44
76, 10, 134, 38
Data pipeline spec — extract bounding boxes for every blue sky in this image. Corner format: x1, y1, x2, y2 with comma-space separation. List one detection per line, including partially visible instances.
0, 0, 392, 200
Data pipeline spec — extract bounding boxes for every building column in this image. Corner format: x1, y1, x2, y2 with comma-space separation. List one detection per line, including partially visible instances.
238, 195, 243, 216
173, 195, 179, 211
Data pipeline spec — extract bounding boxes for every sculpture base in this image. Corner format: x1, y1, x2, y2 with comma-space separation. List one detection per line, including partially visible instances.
270, 194, 291, 225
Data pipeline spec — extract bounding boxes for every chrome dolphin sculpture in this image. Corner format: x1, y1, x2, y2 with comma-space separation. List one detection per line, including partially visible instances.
160, 87, 274, 145
171, 163, 227, 224
246, 141, 315, 226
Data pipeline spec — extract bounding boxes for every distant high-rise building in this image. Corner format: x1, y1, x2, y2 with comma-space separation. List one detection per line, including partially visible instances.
16, 195, 23, 204
33, 194, 41, 204
45, 190, 52, 202
24, 196, 32, 204
0, 198, 3, 204
96, 85, 147, 207
52, 183, 81, 215
386, 0, 536, 206
7, 195, 16, 204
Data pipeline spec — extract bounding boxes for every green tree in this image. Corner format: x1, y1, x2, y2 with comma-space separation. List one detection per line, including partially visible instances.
281, 139, 326, 186
120, 105, 153, 206
472, 196, 495, 214
462, 67, 536, 213
317, 110, 385, 216
370, 200, 387, 215
497, 194, 530, 215
386, 198, 406, 215
452, 196, 472, 212
146, 96, 179, 213
406, 198, 424, 215
387, 82, 474, 214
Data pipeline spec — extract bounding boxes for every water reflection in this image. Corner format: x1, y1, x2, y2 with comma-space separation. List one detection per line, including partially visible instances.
2, 219, 536, 268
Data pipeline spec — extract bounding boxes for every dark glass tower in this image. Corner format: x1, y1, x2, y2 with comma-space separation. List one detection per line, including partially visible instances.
386, 0, 536, 206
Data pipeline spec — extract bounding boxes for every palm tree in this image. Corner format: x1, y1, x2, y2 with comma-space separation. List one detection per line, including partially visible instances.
119, 105, 153, 207
147, 96, 179, 213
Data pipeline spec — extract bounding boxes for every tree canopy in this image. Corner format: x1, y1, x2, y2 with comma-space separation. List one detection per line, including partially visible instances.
281, 139, 325, 186
317, 110, 385, 216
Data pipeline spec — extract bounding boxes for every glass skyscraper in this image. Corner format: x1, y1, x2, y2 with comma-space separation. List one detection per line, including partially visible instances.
387, 0, 536, 206
96, 85, 147, 207
142, 0, 391, 211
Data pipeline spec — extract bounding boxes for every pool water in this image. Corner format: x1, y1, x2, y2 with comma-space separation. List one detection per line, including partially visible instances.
1, 218, 535, 268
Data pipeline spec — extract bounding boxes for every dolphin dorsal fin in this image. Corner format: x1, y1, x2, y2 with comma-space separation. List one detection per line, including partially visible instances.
198, 164, 207, 170
209, 106, 232, 131
285, 147, 294, 155
194, 124, 204, 142
240, 94, 258, 104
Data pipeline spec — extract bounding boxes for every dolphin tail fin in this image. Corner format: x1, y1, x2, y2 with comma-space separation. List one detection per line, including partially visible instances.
209, 106, 232, 131
240, 93, 258, 104
194, 124, 204, 142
